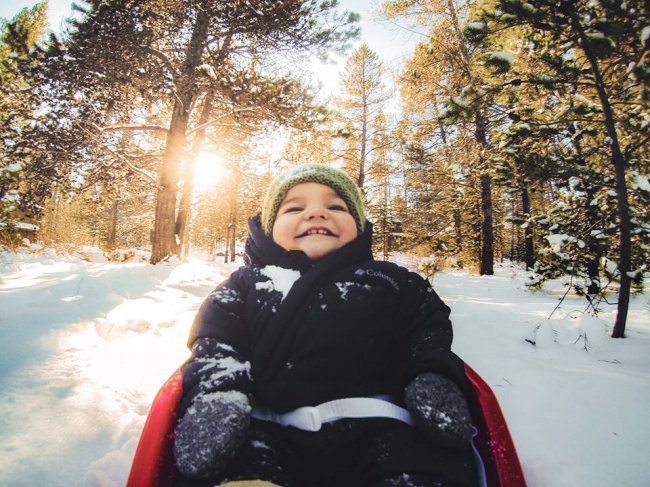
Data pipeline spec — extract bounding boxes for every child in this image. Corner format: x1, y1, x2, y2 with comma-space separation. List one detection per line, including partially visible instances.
173, 164, 479, 487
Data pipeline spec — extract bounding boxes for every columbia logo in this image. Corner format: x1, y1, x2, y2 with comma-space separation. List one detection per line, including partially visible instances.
356, 268, 399, 291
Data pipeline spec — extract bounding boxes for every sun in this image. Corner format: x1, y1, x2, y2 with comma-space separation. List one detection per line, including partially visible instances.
193, 151, 224, 193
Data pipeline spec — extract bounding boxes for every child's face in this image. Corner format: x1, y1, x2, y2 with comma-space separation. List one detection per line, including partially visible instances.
272, 182, 358, 260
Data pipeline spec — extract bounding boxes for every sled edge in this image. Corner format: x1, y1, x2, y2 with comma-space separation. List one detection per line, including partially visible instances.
127, 365, 525, 487
127, 368, 183, 487
465, 363, 526, 487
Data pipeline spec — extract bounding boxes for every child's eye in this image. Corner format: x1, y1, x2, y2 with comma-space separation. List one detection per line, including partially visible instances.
329, 204, 348, 212
282, 206, 303, 213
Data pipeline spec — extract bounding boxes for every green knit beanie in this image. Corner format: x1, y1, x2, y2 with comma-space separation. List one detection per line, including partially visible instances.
261, 164, 366, 236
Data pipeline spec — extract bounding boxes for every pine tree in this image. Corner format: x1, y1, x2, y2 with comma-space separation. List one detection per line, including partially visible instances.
0, 2, 50, 238
334, 44, 392, 190
282, 127, 337, 167
383, 0, 497, 274
470, 0, 650, 337
40, 0, 360, 262
368, 112, 398, 260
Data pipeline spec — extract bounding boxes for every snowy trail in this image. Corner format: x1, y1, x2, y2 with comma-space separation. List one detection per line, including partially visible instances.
0, 251, 231, 486
1, 249, 649, 486
435, 270, 650, 487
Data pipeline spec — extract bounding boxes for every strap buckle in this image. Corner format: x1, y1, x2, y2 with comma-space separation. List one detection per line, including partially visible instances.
271, 406, 322, 432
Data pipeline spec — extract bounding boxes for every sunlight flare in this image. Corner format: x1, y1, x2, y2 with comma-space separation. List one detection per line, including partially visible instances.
193, 151, 224, 193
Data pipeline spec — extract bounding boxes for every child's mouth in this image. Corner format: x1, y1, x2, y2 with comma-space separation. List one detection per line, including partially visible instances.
299, 228, 335, 237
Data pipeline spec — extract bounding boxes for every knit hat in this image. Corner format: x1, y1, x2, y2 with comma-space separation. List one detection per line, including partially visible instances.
261, 164, 366, 235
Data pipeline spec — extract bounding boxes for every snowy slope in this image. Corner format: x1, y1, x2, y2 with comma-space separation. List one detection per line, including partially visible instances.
0, 246, 648, 486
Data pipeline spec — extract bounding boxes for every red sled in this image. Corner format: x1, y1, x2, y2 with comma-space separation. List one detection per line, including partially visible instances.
127, 363, 526, 487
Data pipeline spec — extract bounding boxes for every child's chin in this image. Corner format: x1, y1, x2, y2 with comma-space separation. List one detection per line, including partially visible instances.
301, 243, 340, 260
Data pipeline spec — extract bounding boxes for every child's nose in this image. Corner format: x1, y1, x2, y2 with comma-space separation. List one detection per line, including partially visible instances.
304, 205, 328, 219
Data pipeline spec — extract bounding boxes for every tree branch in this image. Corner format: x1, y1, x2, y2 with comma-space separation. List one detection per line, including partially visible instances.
99, 124, 169, 134
143, 46, 176, 79
185, 108, 259, 136
74, 122, 159, 184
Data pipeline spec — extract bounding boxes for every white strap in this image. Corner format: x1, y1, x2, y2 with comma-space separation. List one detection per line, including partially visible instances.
253, 399, 487, 487
252, 397, 413, 432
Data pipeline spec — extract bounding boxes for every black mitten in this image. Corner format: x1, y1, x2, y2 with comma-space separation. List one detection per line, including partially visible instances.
404, 372, 473, 448
174, 391, 251, 478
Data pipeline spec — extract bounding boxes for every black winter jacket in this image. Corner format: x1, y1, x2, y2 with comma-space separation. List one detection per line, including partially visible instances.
179, 215, 469, 418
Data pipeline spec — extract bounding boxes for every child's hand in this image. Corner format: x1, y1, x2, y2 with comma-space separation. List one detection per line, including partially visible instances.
404, 372, 473, 449
174, 391, 251, 478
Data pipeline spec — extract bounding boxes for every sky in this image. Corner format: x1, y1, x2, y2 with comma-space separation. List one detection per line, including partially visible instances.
1, 243, 649, 486
0, 0, 425, 54
0, 0, 424, 95
317, 0, 426, 93
0, 0, 73, 31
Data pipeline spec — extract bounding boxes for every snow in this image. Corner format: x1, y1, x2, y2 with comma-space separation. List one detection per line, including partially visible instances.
256, 265, 301, 300
335, 281, 363, 300
643, 26, 650, 44
544, 233, 587, 252
0, 221, 40, 232
1, 190, 21, 203
200, 390, 250, 411
630, 171, 650, 192
1, 246, 649, 486
489, 51, 515, 64
1, 162, 22, 172
466, 22, 486, 34
197, 64, 217, 81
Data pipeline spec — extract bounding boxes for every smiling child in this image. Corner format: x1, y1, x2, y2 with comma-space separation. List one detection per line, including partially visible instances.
172, 164, 479, 487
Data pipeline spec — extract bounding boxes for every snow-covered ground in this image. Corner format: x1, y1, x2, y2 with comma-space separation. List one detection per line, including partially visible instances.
0, 245, 648, 487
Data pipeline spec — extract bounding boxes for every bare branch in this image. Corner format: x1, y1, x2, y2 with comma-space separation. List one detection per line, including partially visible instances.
99, 125, 169, 134
143, 47, 176, 79
74, 122, 159, 184
186, 108, 260, 136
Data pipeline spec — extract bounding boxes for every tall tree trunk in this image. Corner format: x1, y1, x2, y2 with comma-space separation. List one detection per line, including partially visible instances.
446, 0, 495, 274
225, 154, 242, 263
225, 223, 234, 263
568, 12, 632, 337
475, 112, 494, 275
150, 9, 210, 264
358, 102, 368, 189
106, 117, 128, 251
106, 199, 118, 250
611, 158, 632, 338
521, 185, 534, 270
177, 158, 194, 258
479, 172, 494, 275
47, 185, 62, 238
151, 107, 189, 262
584, 185, 602, 295
453, 208, 462, 258
177, 90, 215, 258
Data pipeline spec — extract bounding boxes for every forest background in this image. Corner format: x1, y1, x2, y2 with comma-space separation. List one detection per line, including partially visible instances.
1, 0, 649, 338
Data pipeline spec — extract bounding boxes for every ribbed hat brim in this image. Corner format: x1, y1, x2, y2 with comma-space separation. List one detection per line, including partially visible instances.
261, 164, 366, 235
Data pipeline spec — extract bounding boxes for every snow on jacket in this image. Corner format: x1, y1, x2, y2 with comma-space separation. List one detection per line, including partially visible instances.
178, 215, 469, 417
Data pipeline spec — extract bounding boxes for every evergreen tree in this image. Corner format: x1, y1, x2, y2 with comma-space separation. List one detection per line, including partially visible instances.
334, 44, 392, 190
0, 2, 50, 237
469, 0, 650, 336
282, 126, 337, 167
383, 0, 498, 274
40, 0, 360, 262
368, 112, 398, 260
